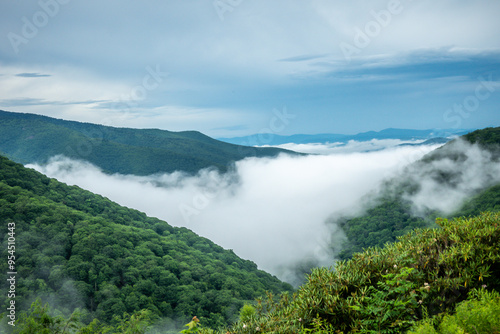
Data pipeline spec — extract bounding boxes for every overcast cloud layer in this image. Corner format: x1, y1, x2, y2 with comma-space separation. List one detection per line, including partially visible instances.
1, 1, 499, 136
28, 142, 443, 284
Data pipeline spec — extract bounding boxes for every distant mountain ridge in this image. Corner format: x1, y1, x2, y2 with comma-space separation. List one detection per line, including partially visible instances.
218, 128, 473, 146
0, 110, 298, 175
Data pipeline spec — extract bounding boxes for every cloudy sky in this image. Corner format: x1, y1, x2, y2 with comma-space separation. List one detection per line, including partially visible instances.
1, 0, 499, 137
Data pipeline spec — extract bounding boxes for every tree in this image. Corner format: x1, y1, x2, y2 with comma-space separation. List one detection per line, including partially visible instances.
14, 299, 80, 334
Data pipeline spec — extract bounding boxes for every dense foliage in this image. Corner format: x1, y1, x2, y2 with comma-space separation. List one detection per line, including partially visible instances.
453, 183, 500, 217
337, 180, 500, 260
337, 197, 430, 260
463, 126, 500, 152
0, 110, 297, 175
12, 299, 154, 334
409, 288, 500, 334
225, 212, 500, 333
0, 155, 292, 332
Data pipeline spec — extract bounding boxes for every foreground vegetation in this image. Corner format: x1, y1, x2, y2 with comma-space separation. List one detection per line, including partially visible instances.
8, 212, 499, 333
224, 212, 500, 333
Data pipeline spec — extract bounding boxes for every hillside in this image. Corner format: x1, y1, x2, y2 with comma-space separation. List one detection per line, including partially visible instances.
0, 154, 292, 332
0, 110, 297, 175
453, 183, 500, 217
336, 127, 500, 260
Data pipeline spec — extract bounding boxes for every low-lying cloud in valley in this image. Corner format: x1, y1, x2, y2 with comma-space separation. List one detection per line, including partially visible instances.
402, 139, 500, 216
27, 140, 499, 286
260, 139, 428, 155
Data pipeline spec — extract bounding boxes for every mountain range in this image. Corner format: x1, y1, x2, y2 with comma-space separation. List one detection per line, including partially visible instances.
0, 110, 473, 178
218, 128, 472, 146
0, 110, 297, 176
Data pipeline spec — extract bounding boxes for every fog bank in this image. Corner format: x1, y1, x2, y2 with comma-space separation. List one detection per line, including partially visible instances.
403, 139, 500, 216
27, 142, 441, 284
262, 138, 428, 155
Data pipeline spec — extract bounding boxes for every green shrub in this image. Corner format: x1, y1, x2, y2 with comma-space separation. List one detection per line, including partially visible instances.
409, 289, 500, 334
239, 304, 256, 323
13, 299, 76, 334
351, 267, 422, 333
407, 321, 439, 334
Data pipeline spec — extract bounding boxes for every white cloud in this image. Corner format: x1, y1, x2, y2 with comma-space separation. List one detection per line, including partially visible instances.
312, 0, 500, 57
262, 139, 428, 155
27, 144, 440, 285
403, 139, 500, 215
27, 140, 500, 285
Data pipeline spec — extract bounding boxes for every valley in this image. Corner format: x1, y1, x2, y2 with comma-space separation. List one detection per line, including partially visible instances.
1, 111, 499, 333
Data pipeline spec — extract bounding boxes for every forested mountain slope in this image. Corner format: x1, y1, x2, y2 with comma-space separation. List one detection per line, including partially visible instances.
453, 183, 500, 217
0, 155, 292, 331
336, 127, 500, 260
0, 110, 297, 175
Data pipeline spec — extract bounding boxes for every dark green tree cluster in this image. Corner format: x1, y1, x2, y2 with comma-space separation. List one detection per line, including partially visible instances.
224, 212, 500, 333
453, 183, 500, 217
0, 109, 298, 175
11, 298, 153, 334
337, 197, 431, 260
0, 155, 292, 332
463, 126, 500, 152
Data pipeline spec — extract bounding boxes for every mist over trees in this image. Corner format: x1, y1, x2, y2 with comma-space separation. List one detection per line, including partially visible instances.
335, 128, 500, 260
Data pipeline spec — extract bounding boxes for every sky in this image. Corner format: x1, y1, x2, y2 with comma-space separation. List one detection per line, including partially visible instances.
1, 0, 499, 138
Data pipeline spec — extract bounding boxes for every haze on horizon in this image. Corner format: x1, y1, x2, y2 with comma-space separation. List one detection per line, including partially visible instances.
0, 0, 499, 138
